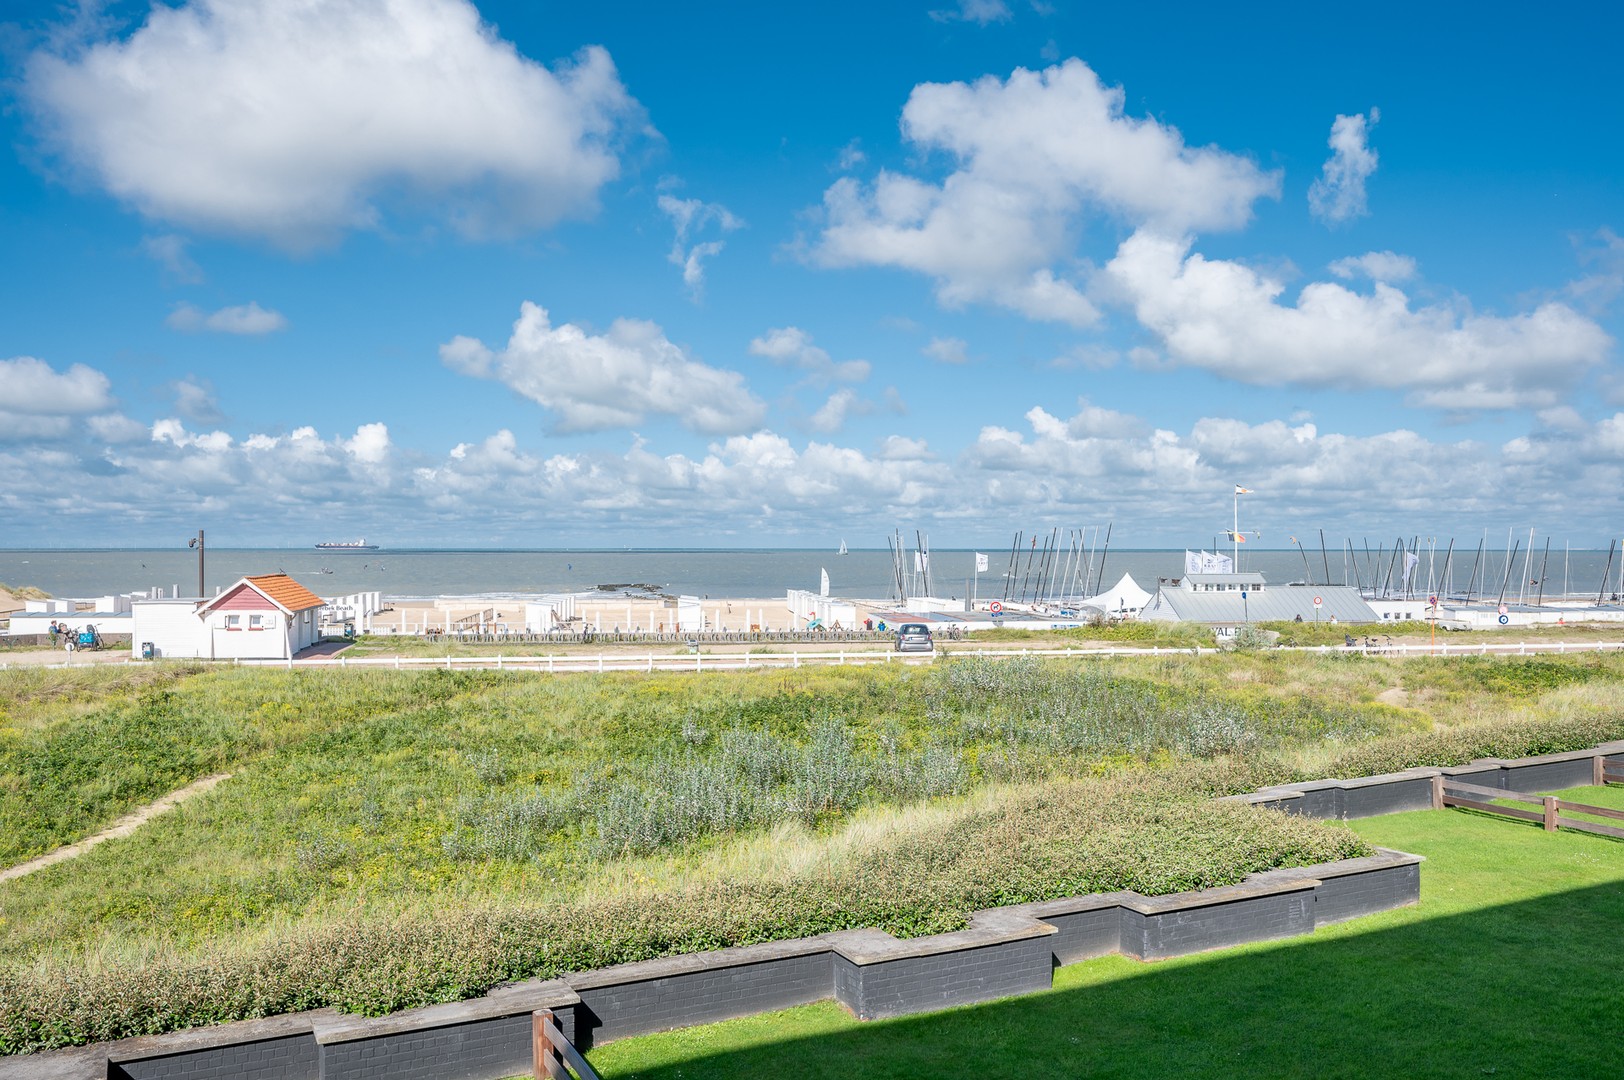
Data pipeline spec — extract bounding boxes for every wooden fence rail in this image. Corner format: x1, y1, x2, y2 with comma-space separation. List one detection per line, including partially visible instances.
1434, 775, 1624, 840
534, 1008, 600, 1080
1601, 756, 1624, 786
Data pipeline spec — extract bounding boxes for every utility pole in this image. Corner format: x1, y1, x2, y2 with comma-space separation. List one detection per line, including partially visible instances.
187, 529, 205, 597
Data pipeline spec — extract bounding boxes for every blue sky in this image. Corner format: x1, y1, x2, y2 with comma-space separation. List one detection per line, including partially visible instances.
2, 0, 1621, 549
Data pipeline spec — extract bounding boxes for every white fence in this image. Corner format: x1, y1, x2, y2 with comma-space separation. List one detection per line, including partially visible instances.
9, 639, 1624, 673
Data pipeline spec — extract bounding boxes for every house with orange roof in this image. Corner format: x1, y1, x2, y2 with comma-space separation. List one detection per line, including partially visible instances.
131, 573, 327, 660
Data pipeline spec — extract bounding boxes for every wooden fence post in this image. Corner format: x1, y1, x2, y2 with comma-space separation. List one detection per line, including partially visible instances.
533, 1009, 563, 1079
1431, 774, 1444, 810
1543, 796, 1558, 832
1596, 755, 1606, 786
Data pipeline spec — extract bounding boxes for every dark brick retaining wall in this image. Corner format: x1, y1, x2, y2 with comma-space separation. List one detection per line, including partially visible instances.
571, 942, 833, 1043
1233, 743, 1624, 820
9, 740, 1622, 1080
110, 1031, 315, 1080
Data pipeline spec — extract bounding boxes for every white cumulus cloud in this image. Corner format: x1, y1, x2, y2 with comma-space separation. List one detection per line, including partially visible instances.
1328, 250, 1417, 283
658, 193, 743, 299
342, 422, 391, 465
173, 377, 224, 423
141, 233, 203, 283
166, 301, 288, 334
10, 397, 1624, 543
748, 327, 871, 383
25, 0, 640, 247
442, 302, 766, 435
1105, 230, 1613, 409
923, 337, 969, 364
809, 389, 863, 433
809, 59, 1279, 324
929, 0, 1013, 25
0, 356, 113, 415
1309, 109, 1380, 225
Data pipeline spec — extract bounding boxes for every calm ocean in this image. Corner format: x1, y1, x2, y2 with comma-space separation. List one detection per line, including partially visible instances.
2, 546, 1618, 602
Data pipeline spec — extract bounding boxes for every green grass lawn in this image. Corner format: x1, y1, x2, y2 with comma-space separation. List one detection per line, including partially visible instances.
582, 804, 1624, 1080
1479, 782, 1624, 831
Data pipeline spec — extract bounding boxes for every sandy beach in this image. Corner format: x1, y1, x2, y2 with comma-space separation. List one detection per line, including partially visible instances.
366, 593, 895, 635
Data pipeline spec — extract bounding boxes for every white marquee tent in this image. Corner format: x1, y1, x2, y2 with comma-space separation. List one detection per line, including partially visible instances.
1080, 573, 1153, 618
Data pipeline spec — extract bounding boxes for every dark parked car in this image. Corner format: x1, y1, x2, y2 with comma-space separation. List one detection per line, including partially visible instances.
895, 623, 934, 653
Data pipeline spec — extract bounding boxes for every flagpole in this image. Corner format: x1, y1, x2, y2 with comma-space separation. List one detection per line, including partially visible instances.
1233, 488, 1239, 568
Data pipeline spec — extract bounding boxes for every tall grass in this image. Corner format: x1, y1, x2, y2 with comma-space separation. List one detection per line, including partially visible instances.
0, 771, 1367, 1054
5, 651, 1624, 1055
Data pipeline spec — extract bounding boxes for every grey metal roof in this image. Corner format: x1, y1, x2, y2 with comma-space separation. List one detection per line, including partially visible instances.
1143, 584, 1378, 625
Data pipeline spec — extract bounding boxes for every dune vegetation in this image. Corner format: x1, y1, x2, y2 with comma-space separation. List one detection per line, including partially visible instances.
3, 650, 1624, 1053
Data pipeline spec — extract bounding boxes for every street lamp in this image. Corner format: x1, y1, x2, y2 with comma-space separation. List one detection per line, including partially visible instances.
187, 530, 204, 598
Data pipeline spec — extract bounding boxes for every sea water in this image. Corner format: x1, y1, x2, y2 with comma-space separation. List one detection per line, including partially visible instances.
2, 547, 1618, 603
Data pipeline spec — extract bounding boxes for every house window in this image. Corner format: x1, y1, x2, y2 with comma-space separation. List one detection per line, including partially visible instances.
250, 614, 265, 630
225, 614, 241, 630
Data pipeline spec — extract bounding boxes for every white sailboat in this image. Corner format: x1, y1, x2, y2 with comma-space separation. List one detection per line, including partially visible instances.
838, 539, 848, 555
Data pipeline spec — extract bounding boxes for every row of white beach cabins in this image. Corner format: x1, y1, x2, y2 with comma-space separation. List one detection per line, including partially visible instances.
7, 568, 1624, 661
1, 577, 861, 660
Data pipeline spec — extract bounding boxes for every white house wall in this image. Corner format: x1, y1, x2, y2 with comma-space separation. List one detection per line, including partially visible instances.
131, 602, 209, 658
208, 609, 296, 660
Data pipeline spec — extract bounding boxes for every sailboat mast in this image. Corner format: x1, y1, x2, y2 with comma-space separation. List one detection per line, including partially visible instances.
1536, 538, 1550, 608
1598, 540, 1616, 605
1438, 540, 1455, 605
1381, 539, 1399, 598
1095, 523, 1112, 595
1496, 539, 1520, 610
1003, 532, 1020, 602
1464, 539, 1483, 604
1517, 528, 1535, 606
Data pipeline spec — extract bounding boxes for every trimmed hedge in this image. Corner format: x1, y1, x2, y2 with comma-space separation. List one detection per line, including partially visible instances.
0, 770, 1365, 1055
1325, 712, 1624, 779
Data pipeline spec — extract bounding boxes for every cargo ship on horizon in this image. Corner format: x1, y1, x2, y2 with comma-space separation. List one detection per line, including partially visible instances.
314, 539, 379, 551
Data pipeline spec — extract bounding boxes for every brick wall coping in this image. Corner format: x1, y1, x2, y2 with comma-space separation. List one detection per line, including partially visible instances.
312, 983, 579, 1045
1229, 740, 1624, 811
823, 909, 1057, 966
1117, 875, 1321, 916
104, 1009, 338, 1062
564, 933, 832, 990
1246, 848, 1421, 885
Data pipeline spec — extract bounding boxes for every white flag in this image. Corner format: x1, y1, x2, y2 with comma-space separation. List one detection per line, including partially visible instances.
975, 552, 989, 573
820, 568, 830, 596
913, 552, 929, 572
1185, 550, 1202, 575
1400, 551, 1420, 588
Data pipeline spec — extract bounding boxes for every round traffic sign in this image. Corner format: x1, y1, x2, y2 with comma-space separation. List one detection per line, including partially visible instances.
989, 600, 1003, 615
1313, 595, 1323, 607
1498, 614, 1510, 625
1498, 604, 1509, 616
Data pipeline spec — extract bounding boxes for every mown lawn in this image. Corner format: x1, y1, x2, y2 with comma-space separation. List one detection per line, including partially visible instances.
583, 805, 1624, 1080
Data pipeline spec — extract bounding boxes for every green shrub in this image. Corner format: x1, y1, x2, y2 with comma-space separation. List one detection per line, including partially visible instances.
0, 775, 1367, 1054
1325, 712, 1624, 777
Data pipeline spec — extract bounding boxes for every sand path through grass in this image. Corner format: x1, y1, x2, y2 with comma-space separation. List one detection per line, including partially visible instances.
0, 772, 230, 883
